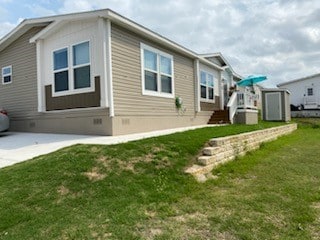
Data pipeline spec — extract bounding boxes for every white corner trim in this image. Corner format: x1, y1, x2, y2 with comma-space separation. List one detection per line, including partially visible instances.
36, 39, 45, 112
98, 17, 109, 108
194, 59, 200, 112
106, 19, 114, 117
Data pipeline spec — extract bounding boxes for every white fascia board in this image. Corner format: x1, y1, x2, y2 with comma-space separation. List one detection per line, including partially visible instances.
29, 20, 63, 43
200, 52, 243, 78
277, 73, 320, 87
198, 57, 223, 71
105, 10, 201, 60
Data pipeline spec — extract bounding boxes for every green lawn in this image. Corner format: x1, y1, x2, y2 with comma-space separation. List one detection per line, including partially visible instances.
0, 120, 319, 239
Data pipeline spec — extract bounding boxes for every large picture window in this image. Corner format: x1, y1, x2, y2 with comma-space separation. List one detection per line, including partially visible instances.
141, 43, 174, 97
2, 66, 12, 84
200, 70, 214, 101
53, 41, 91, 94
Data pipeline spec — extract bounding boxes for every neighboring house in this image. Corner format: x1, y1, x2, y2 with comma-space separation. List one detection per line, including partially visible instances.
278, 73, 320, 110
0, 9, 242, 136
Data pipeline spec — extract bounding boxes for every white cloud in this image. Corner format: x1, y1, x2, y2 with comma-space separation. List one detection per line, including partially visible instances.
26, 4, 56, 17
1, 0, 320, 86
0, 21, 16, 38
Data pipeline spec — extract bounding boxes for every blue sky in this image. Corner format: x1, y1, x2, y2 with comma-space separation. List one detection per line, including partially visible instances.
1, 0, 320, 87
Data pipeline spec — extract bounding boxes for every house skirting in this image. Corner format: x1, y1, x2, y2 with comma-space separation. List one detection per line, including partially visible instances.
291, 110, 320, 118
235, 109, 258, 125
112, 113, 212, 136
9, 110, 213, 136
9, 108, 113, 136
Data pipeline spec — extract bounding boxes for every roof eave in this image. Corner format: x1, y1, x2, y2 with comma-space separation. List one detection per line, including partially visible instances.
1, 8, 223, 71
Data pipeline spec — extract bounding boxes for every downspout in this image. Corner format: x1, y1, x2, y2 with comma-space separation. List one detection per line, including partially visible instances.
106, 19, 114, 117
194, 59, 200, 112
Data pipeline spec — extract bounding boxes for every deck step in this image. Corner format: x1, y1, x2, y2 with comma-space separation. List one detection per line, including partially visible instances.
208, 110, 230, 124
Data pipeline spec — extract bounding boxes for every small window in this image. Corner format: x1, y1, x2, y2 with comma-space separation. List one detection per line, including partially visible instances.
307, 88, 313, 96
141, 43, 174, 98
2, 66, 12, 84
200, 70, 215, 101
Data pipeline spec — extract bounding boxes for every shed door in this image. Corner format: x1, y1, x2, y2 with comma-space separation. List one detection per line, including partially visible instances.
265, 92, 282, 120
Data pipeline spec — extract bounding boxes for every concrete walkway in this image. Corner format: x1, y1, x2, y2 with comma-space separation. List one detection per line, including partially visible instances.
0, 125, 220, 169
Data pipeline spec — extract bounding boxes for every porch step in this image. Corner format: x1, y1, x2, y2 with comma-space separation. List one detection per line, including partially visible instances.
208, 110, 230, 124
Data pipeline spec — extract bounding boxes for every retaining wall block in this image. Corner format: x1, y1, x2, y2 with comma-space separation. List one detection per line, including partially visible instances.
202, 147, 221, 156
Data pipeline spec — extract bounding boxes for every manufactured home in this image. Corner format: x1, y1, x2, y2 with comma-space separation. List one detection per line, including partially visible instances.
0, 9, 248, 136
278, 73, 320, 110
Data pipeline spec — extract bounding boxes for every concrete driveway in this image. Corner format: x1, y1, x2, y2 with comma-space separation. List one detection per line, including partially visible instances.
0, 125, 218, 169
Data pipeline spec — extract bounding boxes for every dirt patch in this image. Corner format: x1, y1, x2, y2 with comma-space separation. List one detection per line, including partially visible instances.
83, 167, 106, 182
136, 211, 213, 239
309, 202, 320, 240
214, 232, 238, 240
57, 185, 70, 196
265, 213, 286, 229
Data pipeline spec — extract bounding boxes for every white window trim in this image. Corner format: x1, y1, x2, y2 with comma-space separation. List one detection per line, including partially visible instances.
200, 70, 215, 103
141, 43, 175, 98
52, 40, 94, 97
2, 65, 12, 85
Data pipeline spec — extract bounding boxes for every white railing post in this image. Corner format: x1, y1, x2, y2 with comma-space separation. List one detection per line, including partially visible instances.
227, 92, 238, 124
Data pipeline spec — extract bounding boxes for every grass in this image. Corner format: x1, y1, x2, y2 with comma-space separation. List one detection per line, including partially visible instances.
0, 120, 319, 239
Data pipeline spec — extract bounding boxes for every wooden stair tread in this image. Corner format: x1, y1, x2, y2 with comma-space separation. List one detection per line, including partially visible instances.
208, 110, 230, 124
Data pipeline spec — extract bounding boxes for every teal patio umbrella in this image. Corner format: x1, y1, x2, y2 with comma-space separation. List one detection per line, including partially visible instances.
237, 75, 267, 87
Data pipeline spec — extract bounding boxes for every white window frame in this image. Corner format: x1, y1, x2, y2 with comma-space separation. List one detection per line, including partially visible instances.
200, 70, 215, 103
141, 43, 174, 98
52, 40, 93, 97
2, 65, 12, 85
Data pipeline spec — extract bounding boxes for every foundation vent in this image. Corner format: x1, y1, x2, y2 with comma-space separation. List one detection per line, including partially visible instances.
93, 118, 102, 125
29, 122, 36, 128
122, 118, 130, 125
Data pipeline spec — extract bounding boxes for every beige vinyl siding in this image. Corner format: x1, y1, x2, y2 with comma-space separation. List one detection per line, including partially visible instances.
0, 27, 44, 118
111, 24, 195, 117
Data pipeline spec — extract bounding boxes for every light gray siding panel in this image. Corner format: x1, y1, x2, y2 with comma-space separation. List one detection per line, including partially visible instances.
0, 27, 44, 118
111, 24, 195, 117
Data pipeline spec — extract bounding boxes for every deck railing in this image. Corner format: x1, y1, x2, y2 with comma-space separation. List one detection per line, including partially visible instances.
237, 91, 258, 110
227, 91, 258, 123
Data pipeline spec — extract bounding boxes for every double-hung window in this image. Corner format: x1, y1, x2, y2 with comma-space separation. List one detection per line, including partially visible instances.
141, 43, 174, 97
2, 66, 12, 84
200, 70, 214, 101
53, 41, 91, 94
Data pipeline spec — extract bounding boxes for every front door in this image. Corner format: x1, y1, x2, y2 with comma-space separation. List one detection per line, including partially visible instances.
304, 86, 316, 105
265, 92, 281, 120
